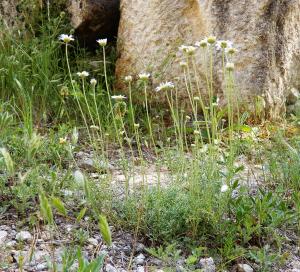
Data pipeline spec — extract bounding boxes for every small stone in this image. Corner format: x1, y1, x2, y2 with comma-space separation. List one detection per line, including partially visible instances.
135, 253, 146, 265
287, 88, 300, 105
36, 262, 48, 270
6, 240, 17, 247
136, 243, 145, 253
87, 237, 98, 246
136, 266, 145, 272
16, 231, 32, 242
105, 263, 118, 272
237, 263, 254, 272
199, 257, 215, 272
0, 230, 8, 245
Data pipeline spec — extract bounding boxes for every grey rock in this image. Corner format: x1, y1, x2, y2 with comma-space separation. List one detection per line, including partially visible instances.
116, 0, 300, 118
136, 267, 145, 272
287, 88, 300, 105
16, 231, 32, 242
237, 263, 253, 272
105, 263, 118, 272
135, 253, 146, 265
6, 240, 17, 247
87, 237, 98, 246
77, 157, 113, 172
199, 257, 215, 272
136, 243, 145, 253
35, 262, 48, 271
0, 230, 8, 245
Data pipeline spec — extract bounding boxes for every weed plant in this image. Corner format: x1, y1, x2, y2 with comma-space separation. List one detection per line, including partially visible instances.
0, 8, 300, 271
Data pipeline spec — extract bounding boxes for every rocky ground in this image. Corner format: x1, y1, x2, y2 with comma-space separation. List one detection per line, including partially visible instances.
1, 151, 300, 271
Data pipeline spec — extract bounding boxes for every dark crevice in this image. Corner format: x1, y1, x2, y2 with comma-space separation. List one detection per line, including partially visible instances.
75, 0, 120, 50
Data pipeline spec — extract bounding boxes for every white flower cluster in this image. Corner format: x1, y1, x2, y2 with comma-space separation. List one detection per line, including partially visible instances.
111, 95, 126, 101
77, 71, 89, 78
155, 82, 175, 92
59, 34, 74, 43
97, 39, 107, 47
179, 45, 197, 55
138, 73, 151, 80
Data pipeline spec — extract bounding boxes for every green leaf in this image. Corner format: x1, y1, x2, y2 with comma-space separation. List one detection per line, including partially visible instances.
51, 197, 67, 216
76, 207, 87, 222
39, 192, 54, 225
99, 215, 112, 246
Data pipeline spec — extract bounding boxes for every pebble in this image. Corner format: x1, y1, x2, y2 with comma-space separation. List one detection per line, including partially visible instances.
87, 237, 98, 246
135, 253, 146, 265
0, 230, 8, 245
199, 257, 216, 272
106, 263, 118, 272
16, 231, 32, 242
237, 263, 253, 272
136, 243, 145, 253
136, 266, 145, 272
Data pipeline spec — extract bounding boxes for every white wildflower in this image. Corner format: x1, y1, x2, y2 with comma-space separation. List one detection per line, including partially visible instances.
77, 71, 89, 78
138, 73, 150, 81
221, 184, 229, 193
225, 47, 238, 55
207, 36, 217, 44
193, 96, 200, 101
179, 45, 197, 55
225, 62, 235, 71
155, 82, 175, 92
179, 61, 188, 68
193, 130, 201, 135
195, 39, 208, 48
96, 38, 107, 47
111, 95, 126, 101
90, 78, 97, 86
59, 34, 74, 43
124, 75, 133, 83
216, 40, 233, 50
90, 125, 100, 130
134, 123, 140, 128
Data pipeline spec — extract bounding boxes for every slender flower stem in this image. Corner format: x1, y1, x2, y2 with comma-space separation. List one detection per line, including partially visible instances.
65, 44, 92, 143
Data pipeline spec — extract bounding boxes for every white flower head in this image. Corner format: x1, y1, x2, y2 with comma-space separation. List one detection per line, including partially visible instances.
59, 34, 74, 43
207, 36, 217, 44
77, 71, 89, 78
138, 73, 150, 81
216, 40, 233, 50
195, 39, 208, 48
134, 123, 140, 128
97, 38, 107, 47
193, 130, 201, 135
111, 95, 126, 101
180, 61, 188, 68
73, 170, 85, 185
221, 184, 229, 193
193, 96, 200, 101
225, 47, 238, 55
179, 45, 197, 55
124, 75, 133, 83
155, 82, 175, 92
90, 78, 97, 86
225, 62, 235, 71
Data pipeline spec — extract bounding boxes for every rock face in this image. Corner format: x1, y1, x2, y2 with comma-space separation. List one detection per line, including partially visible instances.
116, 0, 300, 117
68, 0, 120, 48
116, 0, 208, 108
0, 0, 18, 27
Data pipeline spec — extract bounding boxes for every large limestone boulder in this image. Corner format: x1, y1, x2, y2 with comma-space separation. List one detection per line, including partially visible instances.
68, 0, 120, 49
0, 0, 18, 27
116, 0, 208, 108
116, 0, 300, 117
